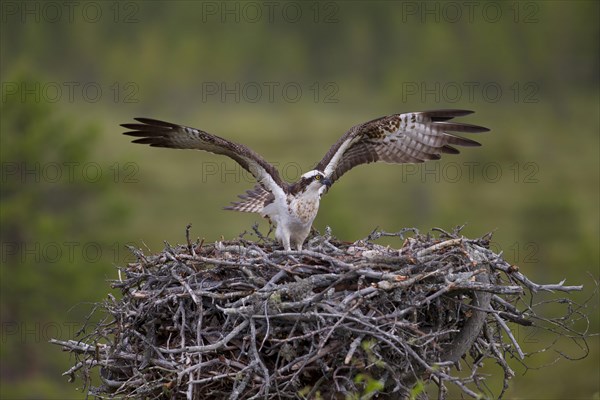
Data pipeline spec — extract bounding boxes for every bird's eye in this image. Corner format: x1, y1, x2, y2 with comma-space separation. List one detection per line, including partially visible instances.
314, 175, 321, 180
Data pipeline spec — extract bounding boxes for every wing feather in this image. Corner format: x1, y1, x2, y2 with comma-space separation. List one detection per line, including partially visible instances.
316, 110, 489, 183
224, 184, 274, 213
122, 118, 288, 198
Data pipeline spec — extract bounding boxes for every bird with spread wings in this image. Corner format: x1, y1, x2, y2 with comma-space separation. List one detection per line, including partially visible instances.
122, 110, 489, 250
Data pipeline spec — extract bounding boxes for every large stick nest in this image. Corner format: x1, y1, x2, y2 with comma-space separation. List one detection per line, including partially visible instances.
52, 226, 587, 399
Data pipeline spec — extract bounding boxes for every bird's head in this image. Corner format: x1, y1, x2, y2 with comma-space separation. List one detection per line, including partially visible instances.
301, 170, 332, 187
297, 170, 332, 195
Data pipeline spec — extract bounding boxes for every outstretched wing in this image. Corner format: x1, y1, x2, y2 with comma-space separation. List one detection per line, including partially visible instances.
315, 110, 489, 184
122, 118, 288, 199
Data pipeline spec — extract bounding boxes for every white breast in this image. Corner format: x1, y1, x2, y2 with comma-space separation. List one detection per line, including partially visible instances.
290, 196, 320, 225
260, 187, 322, 251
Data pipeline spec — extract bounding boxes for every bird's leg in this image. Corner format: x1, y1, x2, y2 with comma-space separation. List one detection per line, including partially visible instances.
281, 235, 291, 252
286, 247, 300, 263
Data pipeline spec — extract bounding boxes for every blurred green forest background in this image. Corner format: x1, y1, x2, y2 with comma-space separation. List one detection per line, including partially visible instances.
1, 1, 598, 398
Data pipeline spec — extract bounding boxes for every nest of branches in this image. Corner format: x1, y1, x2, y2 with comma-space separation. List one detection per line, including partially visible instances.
52, 225, 587, 399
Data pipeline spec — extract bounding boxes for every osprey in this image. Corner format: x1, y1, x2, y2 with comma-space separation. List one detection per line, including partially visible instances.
122, 110, 489, 251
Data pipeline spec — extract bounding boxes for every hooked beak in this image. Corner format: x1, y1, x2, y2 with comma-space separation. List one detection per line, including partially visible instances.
322, 177, 332, 187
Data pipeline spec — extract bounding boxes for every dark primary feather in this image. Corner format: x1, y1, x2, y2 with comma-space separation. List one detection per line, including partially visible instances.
427, 109, 475, 121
